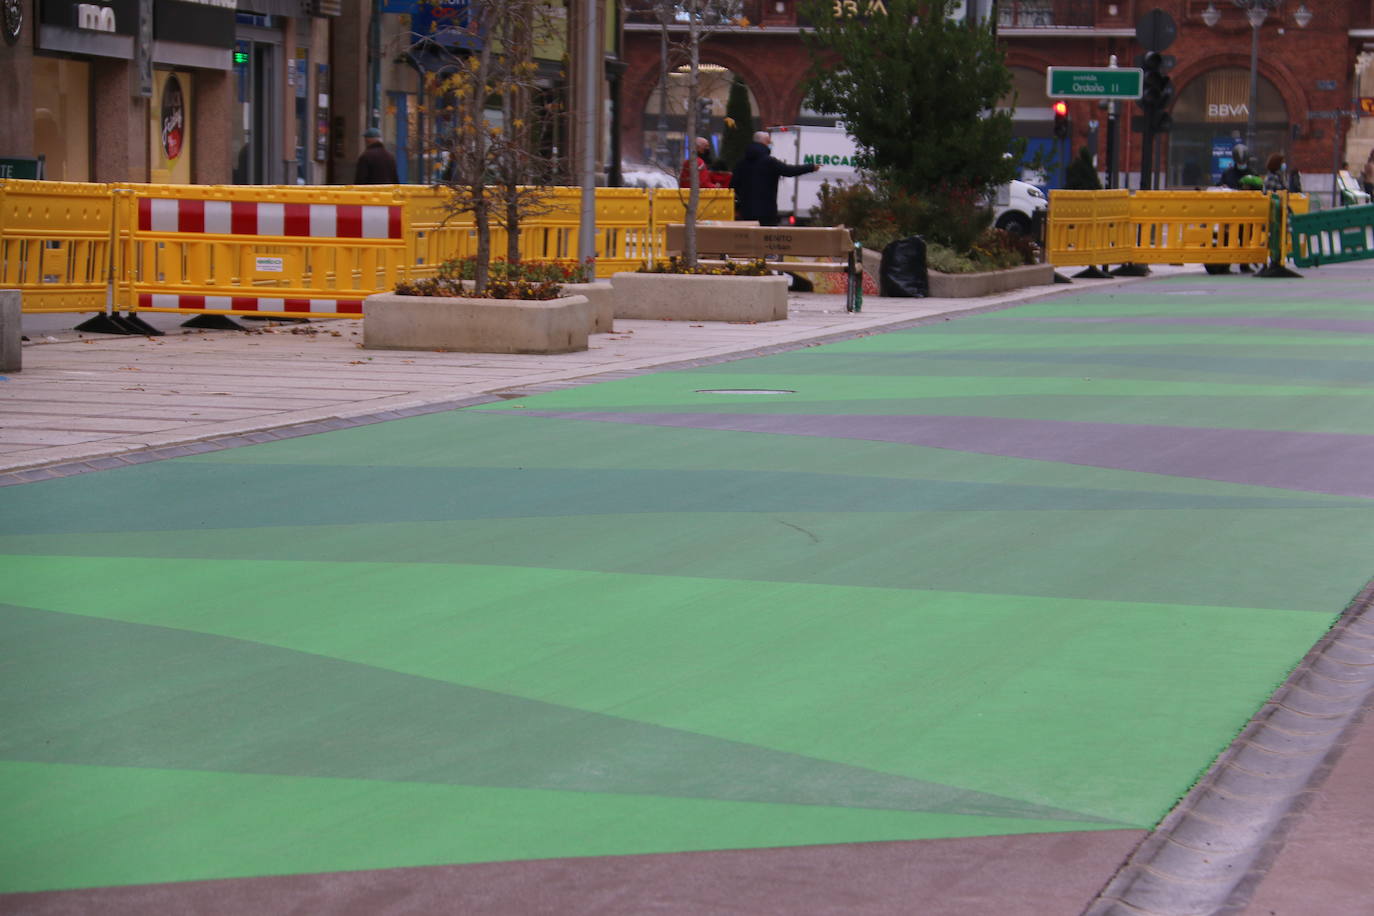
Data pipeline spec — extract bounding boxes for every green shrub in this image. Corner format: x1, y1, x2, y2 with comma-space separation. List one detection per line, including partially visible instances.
816, 176, 991, 253
927, 229, 1038, 274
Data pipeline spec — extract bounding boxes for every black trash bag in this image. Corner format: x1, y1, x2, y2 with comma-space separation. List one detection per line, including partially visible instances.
879, 235, 928, 298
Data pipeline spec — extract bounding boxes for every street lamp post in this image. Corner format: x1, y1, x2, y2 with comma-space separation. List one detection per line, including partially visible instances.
654, 1, 675, 166
1203, 1, 1313, 160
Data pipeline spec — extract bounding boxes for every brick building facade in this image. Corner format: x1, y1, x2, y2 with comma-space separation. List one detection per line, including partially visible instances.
623, 1, 1374, 190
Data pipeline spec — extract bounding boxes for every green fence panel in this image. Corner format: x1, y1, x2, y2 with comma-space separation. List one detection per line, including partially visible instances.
1289, 203, 1374, 268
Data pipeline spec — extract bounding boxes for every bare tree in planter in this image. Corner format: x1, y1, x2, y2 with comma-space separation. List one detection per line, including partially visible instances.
427, 0, 565, 293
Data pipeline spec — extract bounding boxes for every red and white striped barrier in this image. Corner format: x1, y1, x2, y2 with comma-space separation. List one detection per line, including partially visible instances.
123, 188, 409, 320
137, 198, 402, 239
138, 294, 363, 315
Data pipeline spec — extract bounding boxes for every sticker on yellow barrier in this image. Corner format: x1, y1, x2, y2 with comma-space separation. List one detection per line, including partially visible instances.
255, 256, 284, 273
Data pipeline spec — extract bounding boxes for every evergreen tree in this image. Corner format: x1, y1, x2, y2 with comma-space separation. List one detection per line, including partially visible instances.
721, 78, 755, 170
1065, 146, 1102, 190
800, 0, 1019, 197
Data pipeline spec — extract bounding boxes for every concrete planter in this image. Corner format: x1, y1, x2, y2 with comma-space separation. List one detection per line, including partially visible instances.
561, 281, 614, 333
363, 292, 591, 354
611, 272, 788, 323
861, 248, 1054, 299
927, 262, 1055, 298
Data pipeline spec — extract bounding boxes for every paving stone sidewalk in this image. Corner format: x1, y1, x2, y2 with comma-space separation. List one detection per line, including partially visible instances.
2, 278, 1130, 476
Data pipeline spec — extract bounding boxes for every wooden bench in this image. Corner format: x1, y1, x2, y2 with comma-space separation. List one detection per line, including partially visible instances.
664, 224, 862, 312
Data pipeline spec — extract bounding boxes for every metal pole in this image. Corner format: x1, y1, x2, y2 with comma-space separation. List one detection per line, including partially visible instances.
1247, 19, 1260, 153
1333, 113, 1343, 207
1106, 101, 1117, 189
657, 27, 669, 164
577, 0, 599, 263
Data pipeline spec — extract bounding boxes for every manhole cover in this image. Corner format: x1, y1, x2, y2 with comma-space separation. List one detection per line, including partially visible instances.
695, 388, 796, 395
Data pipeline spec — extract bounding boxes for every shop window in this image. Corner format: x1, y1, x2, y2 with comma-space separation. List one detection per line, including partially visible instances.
33, 58, 91, 181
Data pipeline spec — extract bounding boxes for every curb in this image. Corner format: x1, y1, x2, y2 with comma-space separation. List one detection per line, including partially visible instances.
1084, 579, 1374, 915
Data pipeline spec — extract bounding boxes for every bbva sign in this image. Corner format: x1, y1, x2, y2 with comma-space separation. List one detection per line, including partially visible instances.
1208, 102, 1250, 119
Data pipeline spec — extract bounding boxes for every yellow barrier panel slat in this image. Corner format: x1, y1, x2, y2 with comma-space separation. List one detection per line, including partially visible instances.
0, 179, 116, 313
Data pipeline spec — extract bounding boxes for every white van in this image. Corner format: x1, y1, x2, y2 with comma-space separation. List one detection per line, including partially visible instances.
768, 124, 1047, 232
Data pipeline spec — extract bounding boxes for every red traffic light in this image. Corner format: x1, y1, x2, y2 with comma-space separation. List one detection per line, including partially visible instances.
1053, 100, 1069, 139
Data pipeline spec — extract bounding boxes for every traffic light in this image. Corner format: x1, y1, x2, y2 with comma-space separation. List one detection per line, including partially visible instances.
1141, 52, 1174, 115
1053, 101, 1069, 140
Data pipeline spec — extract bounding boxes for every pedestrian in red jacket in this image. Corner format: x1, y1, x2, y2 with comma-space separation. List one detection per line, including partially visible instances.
679, 137, 728, 189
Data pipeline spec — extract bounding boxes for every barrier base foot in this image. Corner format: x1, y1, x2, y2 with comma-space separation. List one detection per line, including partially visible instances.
1073, 266, 1112, 279
120, 313, 165, 336
74, 313, 139, 335
1110, 263, 1150, 277
1053, 272, 1073, 284
240, 315, 310, 323
182, 314, 246, 331
1256, 262, 1303, 279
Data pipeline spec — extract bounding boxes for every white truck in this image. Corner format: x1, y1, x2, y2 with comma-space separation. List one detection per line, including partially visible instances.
768, 124, 1047, 233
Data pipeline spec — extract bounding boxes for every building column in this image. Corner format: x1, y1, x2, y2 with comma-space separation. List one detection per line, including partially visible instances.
0, 0, 35, 160
91, 58, 147, 182
195, 69, 233, 184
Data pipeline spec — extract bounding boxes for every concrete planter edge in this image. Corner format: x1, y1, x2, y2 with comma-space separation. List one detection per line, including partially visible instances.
610, 271, 789, 322
362, 292, 591, 354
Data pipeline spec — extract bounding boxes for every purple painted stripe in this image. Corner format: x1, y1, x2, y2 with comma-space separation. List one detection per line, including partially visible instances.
1007, 315, 1374, 334
508, 411, 1374, 499
0, 832, 1146, 916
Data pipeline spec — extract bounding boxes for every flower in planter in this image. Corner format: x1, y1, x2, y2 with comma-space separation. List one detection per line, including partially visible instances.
638, 256, 771, 276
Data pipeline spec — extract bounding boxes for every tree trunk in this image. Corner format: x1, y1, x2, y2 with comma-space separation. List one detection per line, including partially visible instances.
684, 12, 701, 268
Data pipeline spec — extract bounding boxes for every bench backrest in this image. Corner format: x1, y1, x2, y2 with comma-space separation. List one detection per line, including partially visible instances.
665, 224, 853, 258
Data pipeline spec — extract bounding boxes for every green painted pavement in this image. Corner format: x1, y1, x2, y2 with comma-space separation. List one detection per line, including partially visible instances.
3, 274, 1372, 894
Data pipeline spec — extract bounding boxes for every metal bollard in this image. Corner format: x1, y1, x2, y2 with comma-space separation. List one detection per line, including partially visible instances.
0, 290, 21, 373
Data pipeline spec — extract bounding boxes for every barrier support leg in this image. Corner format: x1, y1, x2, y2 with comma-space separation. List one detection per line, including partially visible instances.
1110, 263, 1150, 276
1256, 260, 1302, 279
1072, 265, 1111, 278
119, 313, 165, 335
182, 314, 246, 330
75, 312, 143, 335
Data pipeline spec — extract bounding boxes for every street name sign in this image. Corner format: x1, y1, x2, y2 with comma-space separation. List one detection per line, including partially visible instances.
1046, 67, 1144, 100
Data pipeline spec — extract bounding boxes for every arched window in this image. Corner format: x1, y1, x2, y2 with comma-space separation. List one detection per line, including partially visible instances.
1167, 68, 1288, 187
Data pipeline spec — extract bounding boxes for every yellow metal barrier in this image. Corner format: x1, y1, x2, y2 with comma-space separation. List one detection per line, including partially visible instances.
0, 179, 117, 313
1128, 191, 1269, 265
120, 184, 407, 318
392, 186, 654, 280
1046, 190, 1130, 267
5, 182, 741, 312
1048, 189, 1271, 267
649, 188, 735, 261
391, 185, 472, 277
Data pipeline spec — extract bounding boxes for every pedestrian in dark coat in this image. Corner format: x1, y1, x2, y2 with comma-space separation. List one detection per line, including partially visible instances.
728, 131, 818, 226
354, 128, 399, 184
1218, 144, 1251, 190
